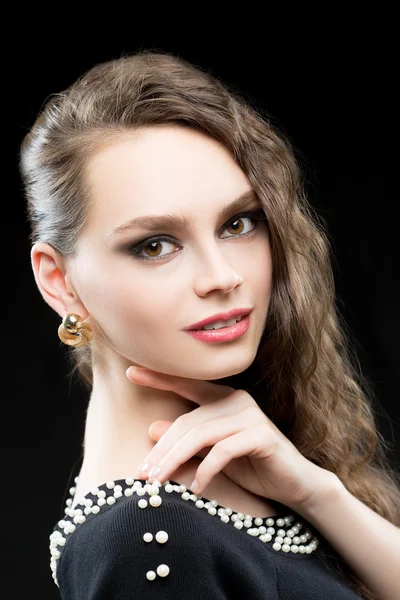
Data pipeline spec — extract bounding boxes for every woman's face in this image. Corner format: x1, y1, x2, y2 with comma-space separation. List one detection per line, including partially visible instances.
69, 125, 272, 380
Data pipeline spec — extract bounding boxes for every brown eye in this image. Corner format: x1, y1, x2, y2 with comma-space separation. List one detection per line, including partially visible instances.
225, 216, 247, 236
141, 239, 179, 259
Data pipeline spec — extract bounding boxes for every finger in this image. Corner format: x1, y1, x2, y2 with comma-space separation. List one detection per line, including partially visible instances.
148, 420, 212, 460
148, 421, 172, 440
126, 366, 234, 406
139, 398, 246, 477
191, 429, 265, 495
145, 411, 250, 484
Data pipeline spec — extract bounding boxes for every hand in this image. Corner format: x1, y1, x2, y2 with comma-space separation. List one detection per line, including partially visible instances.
126, 366, 338, 513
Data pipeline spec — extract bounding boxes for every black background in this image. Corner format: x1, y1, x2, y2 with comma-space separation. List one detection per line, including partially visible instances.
5, 23, 399, 598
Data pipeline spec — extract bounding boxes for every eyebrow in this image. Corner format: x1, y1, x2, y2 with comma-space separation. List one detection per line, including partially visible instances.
108, 190, 260, 237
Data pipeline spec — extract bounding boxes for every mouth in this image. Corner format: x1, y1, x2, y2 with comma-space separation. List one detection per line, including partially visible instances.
195, 315, 244, 331
185, 308, 253, 331
184, 313, 251, 342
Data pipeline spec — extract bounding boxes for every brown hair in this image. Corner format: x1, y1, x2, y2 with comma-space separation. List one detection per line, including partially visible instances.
19, 51, 400, 599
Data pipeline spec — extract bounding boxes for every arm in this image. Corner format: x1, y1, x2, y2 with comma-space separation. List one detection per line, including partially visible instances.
299, 477, 400, 600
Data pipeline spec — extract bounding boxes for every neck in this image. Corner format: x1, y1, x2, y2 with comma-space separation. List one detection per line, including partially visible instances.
79, 361, 197, 485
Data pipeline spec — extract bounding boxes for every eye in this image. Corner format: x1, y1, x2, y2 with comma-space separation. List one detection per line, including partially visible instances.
128, 209, 268, 262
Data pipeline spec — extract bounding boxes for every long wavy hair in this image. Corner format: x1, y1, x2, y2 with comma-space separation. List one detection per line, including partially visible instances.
19, 51, 400, 599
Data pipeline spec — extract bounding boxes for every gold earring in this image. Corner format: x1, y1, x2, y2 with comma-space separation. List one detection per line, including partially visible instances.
58, 313, 93, 348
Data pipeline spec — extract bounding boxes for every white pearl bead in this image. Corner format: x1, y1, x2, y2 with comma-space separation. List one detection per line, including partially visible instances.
155, 530, 168, 543
156, 564, 170, 577
146, 570, 156, 581
143, 532, 153, 542
283, 536, 292, 544
149, 495, 162, 507
247, 528, 259, 536
293, 536, 301, 544
244, 519, 252, 528
220, 514, 230, 523
273, 542, 282, 550
287, 529, 295, 538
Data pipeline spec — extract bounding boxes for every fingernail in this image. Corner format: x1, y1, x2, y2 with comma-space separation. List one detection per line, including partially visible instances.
190, 479, 199, 493
148, 465, 161, 479
136, 462, 149, 474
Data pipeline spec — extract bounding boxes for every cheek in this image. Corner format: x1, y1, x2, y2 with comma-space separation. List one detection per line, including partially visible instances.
91, 266, 177, 336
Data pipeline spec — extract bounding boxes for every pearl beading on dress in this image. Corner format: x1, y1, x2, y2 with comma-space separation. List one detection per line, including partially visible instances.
49, 475, 320, 587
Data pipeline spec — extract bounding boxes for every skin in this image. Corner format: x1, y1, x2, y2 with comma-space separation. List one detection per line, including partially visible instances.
31, 125, 272, 489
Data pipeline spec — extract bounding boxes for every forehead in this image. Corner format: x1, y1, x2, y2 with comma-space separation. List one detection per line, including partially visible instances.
83, 126, 251, 235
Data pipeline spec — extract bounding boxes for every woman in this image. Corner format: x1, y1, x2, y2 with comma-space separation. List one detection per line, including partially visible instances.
20, 51, 400, 599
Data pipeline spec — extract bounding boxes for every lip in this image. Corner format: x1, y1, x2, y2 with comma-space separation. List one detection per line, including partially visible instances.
185, 313, 251, 342
184, 308, 253, 331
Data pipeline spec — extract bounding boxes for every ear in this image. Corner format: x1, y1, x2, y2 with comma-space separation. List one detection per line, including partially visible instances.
30, 242, 89, 320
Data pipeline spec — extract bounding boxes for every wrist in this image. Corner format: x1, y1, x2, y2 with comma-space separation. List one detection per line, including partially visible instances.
295, 470, 346, 521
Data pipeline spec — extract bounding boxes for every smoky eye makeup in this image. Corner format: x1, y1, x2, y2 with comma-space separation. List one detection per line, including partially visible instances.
118, 208, 269, 261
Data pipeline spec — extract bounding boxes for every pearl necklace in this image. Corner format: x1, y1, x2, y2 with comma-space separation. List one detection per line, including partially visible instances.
49, 475, 320, 588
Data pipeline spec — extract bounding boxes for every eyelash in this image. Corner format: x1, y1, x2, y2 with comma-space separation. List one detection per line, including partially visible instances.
127, 209, 268, 262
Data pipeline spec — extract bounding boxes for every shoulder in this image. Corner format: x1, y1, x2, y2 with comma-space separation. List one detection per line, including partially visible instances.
51, 478, 280, 598
51, 480, 224, 597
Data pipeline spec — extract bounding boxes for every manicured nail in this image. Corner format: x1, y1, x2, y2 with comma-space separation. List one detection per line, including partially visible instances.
148, 465, 161, 479
190, 479, 199, 493
136, 462, 149, 474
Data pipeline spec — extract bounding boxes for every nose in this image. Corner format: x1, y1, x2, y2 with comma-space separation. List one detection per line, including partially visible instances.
194, 253, 244, 296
